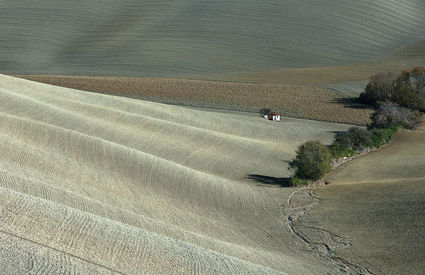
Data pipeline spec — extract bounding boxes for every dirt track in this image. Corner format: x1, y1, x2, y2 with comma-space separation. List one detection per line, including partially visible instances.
0, 75, 356, 274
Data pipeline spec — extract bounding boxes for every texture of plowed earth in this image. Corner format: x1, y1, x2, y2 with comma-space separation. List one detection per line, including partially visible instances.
0, 75, 356, 274
1, 1, 424, 77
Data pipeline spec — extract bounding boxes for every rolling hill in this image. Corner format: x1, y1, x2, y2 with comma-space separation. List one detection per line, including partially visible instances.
1, 1, 425, 273
0, 75, 355, 273
1, 0, 424, 79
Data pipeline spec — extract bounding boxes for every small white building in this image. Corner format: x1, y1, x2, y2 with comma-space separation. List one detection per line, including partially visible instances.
264, 113, 281, 122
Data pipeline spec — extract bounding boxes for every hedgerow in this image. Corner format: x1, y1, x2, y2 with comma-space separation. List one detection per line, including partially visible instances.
288, 68, 423, 186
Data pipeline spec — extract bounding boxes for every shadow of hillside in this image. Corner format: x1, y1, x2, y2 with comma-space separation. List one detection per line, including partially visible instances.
247, 174, 291, 187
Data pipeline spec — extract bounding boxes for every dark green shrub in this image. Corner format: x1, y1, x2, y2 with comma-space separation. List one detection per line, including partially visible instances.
347, 127, 375, 149
369, 130, 385, 147
259, 108, 272, 116
330, 142, 356, 158
370, 102, 418, 129
333, 127, 374, 151
370, 127, 399, 146
334, 131, 354, 149
289, 141, 332, 180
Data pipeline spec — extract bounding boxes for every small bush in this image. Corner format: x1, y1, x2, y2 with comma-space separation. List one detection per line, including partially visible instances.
370, 102, 418, 129
333, 127, 374, 151
289, 141, 332, 180
330, 142, 356, 158
348, 127, 375, 149
333, 131, 354, 149
259, 108, 272, 116
370, 127, 399, 146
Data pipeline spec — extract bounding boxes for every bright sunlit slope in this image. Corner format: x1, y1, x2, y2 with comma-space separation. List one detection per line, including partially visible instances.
1, 0, 424, 77
0, 75, 354, 274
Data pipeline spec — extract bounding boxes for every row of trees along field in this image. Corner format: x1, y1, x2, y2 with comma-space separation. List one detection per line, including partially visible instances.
289, 67, 424, 186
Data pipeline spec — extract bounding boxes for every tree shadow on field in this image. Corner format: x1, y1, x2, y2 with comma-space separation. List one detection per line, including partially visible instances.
247, 174, 291, 187
327, 130, 346, 134
332, 97, 373, 110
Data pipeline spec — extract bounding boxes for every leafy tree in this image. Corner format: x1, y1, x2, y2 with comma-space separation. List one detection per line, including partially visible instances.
289, 141, 332, 180
359, 72, 397, 104
359, 67, 425, 111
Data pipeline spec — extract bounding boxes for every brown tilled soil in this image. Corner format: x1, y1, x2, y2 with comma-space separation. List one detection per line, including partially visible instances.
15, 75, 373, 125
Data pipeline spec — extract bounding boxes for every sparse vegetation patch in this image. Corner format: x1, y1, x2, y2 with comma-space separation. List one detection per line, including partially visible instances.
370, 102, 418, 129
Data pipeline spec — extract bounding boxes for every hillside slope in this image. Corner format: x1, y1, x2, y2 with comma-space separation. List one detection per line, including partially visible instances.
1, 0, 424, 77
299, 121, 425, 274
0, 75, 354, 273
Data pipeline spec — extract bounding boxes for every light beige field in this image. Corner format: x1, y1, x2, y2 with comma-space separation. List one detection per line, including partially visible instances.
0, 75, 356, 274
298, 120, 425, 274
